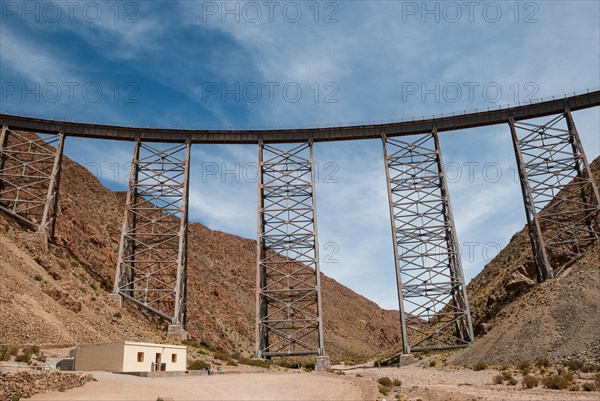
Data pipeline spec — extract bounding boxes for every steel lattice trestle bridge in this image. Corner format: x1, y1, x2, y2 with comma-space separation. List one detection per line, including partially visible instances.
0, 90, 599, 359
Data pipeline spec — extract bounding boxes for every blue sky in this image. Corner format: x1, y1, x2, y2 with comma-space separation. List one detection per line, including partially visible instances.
1, 1, 599, 310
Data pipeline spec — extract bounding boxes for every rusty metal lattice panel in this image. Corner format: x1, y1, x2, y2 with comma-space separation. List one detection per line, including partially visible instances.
509, 109, 600, 280
0, 126, 65, 239
113, 140, 191, 325
256, 140, 325, 358
382, 130, 474, 353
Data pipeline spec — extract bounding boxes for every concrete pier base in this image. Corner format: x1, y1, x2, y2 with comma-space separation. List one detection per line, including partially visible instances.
398, 354, 416, 367
167, 324, 188, 340
107, 294, 122, 307
315, 356, 331, 371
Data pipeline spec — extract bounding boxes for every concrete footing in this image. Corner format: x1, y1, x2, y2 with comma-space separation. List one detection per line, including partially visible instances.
398, 354, 416, 367
167, 324, 188, 340
107, 293, 122, 307
315, 356, 331, 371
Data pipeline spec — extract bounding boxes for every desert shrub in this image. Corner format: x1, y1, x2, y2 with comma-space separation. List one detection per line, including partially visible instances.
535, 357, 550, 368
30, 345, 40, 354
582, 382, 596, 392
377, 377, 393, 386
569, 384, 580, 391
238, 357, 271, 369
113, 312, 122, 319
187, 359, 210, 370
0, 346, 12, 361
378, 385, 390, 396
594, 373, 600, 387
564, 359, 584, 371
90, 283, 97, 290
517, 360, 530, 374
392, 378, 401, 386
395, 395, 408, 401
34, 274, 42, 281
226, 359, 238, 366
10, 394, 21, 401
213, 350, 231, 361
355, 373, 363, 378
15, 348, 33, 363
473, 362, 488, 371
58, 386, 65, 392
91, 296, 96, 301
582, 364, 600, 373
522, 374, 539, 389
501, 371, 514, 381
493, 374, 503, 385
181, 339, 200, 348
543, 372, 573, 390
429, 360, 437, 367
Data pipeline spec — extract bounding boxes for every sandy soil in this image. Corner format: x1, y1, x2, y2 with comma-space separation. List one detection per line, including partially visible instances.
29, 371, 378, 401
337, 365, 600, 401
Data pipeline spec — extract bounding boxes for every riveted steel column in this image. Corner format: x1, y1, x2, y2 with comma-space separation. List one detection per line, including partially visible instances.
309, 139, 326, 356
382, 131, 474, 352
256, 139, 269, 357
382, 133, 410, 355
113, 139, 140, 294
255, 141, 325, 358
509, 110, 598, 279
433, 129, 474, 345
509, 117, 552, 281
38, 131, 65, 240
113, 141, 190, 325
0, 125, 7, 190
173, 139, 191, 325
564, 107, 600, 241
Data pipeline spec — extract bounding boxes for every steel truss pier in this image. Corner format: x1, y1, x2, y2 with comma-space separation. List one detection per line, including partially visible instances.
382, 130, 474, 353
0, 126, 64, 239
509, 109, 600, 281
113, 140, 191, 326
256, 141, 325, 358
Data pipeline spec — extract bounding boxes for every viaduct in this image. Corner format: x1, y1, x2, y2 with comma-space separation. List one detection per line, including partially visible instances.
0, 90, 598, 365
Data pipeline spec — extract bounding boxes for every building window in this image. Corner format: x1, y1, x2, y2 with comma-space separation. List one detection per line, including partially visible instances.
171, 353, 177, 363
137, 352, 144, 362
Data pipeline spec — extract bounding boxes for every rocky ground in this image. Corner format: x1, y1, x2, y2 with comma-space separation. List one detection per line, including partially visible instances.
0, 371, 93, 401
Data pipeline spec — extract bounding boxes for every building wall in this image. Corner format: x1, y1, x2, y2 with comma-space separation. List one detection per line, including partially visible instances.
121, 343, 186, 372
74, 343, 124, 372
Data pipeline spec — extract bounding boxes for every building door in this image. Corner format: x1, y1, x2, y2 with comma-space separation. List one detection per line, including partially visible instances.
155, 353, 161, 371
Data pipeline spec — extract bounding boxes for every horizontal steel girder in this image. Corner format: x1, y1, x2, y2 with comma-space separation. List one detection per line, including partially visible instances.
0, 127, 64, 239
509, 109, 600, 280
383, 131, 474, 354
256, 141, 325, 358
113, 140, 191, 326
0, 91, 598, 143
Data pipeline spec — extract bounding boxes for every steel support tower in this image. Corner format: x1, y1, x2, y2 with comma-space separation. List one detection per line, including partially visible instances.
382, 130, 474, 354
113, 140, 191, 326
256, 140, 326, 358
509, 108, 600, 281
0, 126, 65, 239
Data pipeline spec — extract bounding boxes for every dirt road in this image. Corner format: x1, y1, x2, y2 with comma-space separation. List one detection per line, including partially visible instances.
29, 371, 377, 401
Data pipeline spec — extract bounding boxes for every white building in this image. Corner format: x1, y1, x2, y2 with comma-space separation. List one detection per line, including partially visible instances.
74, 342, 187, 372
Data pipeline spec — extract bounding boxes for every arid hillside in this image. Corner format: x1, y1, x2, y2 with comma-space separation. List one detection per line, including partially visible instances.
0, 132, 400, 359
449, 157, 600, 365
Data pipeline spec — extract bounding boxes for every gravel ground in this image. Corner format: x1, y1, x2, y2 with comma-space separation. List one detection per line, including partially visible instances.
335, 364, 600, 401
29, 370, 378, 401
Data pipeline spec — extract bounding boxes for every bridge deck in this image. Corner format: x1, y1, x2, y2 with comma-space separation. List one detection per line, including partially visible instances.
1, 90, 598, 144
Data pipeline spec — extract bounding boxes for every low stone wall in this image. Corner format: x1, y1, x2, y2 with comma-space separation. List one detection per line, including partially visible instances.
0, 370, 93, 401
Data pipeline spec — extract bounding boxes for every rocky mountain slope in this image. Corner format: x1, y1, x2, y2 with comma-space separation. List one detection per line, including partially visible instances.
449, 157, 600, 365
0, 132, 400, 359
